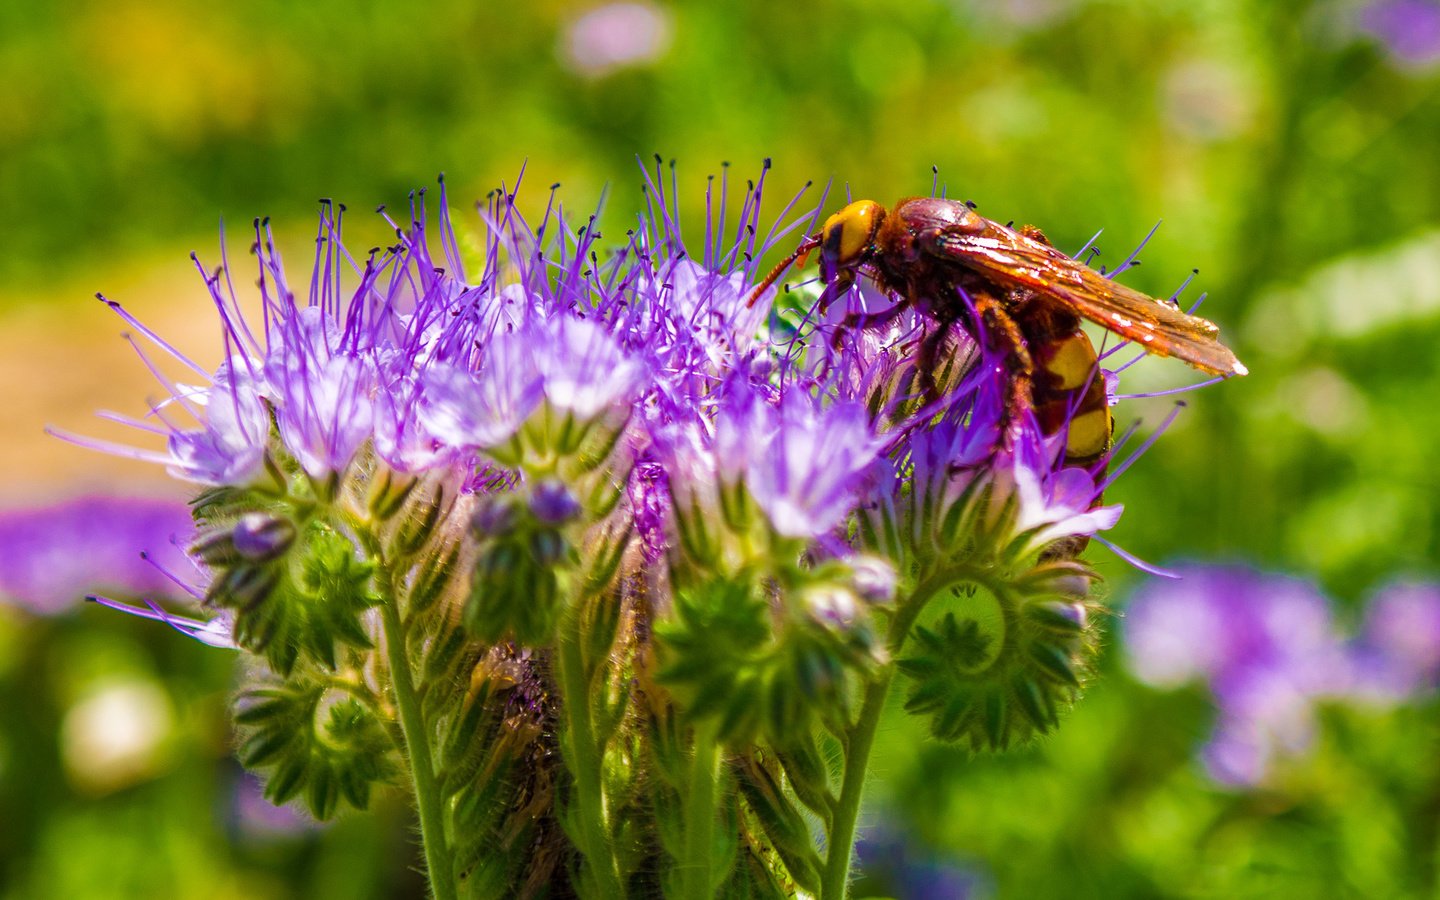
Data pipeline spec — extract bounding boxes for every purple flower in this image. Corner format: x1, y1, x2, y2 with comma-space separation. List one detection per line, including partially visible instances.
263, 309, 378, 478
856, 825, 987, 900
163, 363, 271, 486
1000, 437, 1123, 556
0, 496, 196, 615
419, 315, 645, 456
230, 769, 320, 841
1359, 0, 1440, 67
1124, 565, 1350, 787
1349, 580, 1440, 702
746, 394, 881, 539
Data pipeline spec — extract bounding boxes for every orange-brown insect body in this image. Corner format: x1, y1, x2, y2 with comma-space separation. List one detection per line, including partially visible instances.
743, 197, 1247, 556
803, 197, 1245, 470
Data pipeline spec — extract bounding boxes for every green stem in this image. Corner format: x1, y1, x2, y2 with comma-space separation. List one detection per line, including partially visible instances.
557, 612, 627, 898
820, 569, 976, 900
682, 719, 723, 900
378, 566, 457, 900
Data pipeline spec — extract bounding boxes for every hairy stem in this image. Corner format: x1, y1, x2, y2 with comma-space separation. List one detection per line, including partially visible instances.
380, 586, 458, 900
557, 609, 627, 898
820, 568, 977, 900
682, 719, 723, 899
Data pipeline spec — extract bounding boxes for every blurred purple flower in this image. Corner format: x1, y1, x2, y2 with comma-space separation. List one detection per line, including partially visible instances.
856, 825, 987, 900
1359, 0, 1440, 67
0, 496, 195, 615
230, 769, 320, 841
1124, 565, 1349, 787
560, 2, 672, 77
1349, 580, 1440, 702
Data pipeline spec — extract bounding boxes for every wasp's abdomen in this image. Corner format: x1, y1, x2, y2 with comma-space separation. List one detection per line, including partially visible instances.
1029, 328, 1112, 468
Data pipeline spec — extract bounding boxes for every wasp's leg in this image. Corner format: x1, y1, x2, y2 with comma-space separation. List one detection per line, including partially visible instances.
971, 291, 1035, 438
914, 316, 957, 403
828, 301, 911, 349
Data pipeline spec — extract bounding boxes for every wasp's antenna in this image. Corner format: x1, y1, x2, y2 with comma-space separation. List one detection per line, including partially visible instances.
745, 233, 821, 308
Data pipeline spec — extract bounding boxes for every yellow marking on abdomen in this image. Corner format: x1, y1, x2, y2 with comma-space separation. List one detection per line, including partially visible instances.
1040, 332, 1099, 391
1065, 405, 1112, 462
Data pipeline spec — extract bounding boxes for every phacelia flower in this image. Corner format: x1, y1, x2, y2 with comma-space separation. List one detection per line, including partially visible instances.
740, 391, 882, 540
1348, 580, 1440, 702
67, 160, 1240, 898
0, 495, 196, 615
1124, 564, 1440, 787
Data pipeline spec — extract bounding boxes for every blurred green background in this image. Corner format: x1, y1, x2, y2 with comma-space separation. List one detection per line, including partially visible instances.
3, 0, 1440, 896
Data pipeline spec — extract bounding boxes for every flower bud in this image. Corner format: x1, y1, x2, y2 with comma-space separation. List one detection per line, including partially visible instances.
232, 513, 297, 562
528, 478, 582, 526
529, 528, 569, 567
803, 584, 860, 629
848, 555, 898, 605
470, 496, 519, 538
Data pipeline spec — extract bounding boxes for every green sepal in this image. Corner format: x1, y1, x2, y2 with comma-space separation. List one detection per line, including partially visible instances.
366, 468, 420, 521
406, 540, 461, 619
209, 519, 380, 675
235, 681, 398, 819
392, 484, 446, 559
735, 757, 823, 896
774, 734, 835, 819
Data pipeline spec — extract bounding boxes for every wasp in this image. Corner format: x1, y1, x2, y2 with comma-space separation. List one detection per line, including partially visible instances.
748, 197, 1247, 472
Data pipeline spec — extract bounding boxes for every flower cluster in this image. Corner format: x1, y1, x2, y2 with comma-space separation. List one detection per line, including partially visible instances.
67, 162, 1213, 899
1125, 565, 1440, 787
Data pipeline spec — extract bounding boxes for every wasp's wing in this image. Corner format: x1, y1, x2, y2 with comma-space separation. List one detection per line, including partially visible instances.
928, 226, 1247, 377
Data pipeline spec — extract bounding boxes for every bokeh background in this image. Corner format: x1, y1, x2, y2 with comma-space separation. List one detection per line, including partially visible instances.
4, 0, 1440, 896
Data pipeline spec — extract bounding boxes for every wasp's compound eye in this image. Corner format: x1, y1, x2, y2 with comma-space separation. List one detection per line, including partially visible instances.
821, 200, 883, 269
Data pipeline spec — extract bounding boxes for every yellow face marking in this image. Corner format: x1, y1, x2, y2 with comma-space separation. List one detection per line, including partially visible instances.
1041, 332, 1100, 391
1066, 406, 1113, 461
822, 200, 883, 266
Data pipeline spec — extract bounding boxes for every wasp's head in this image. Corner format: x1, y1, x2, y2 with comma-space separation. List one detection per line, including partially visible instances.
819, 200, 885, 287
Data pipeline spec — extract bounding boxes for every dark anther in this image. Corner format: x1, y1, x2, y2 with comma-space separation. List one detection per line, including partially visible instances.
965, 200, 978, 209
